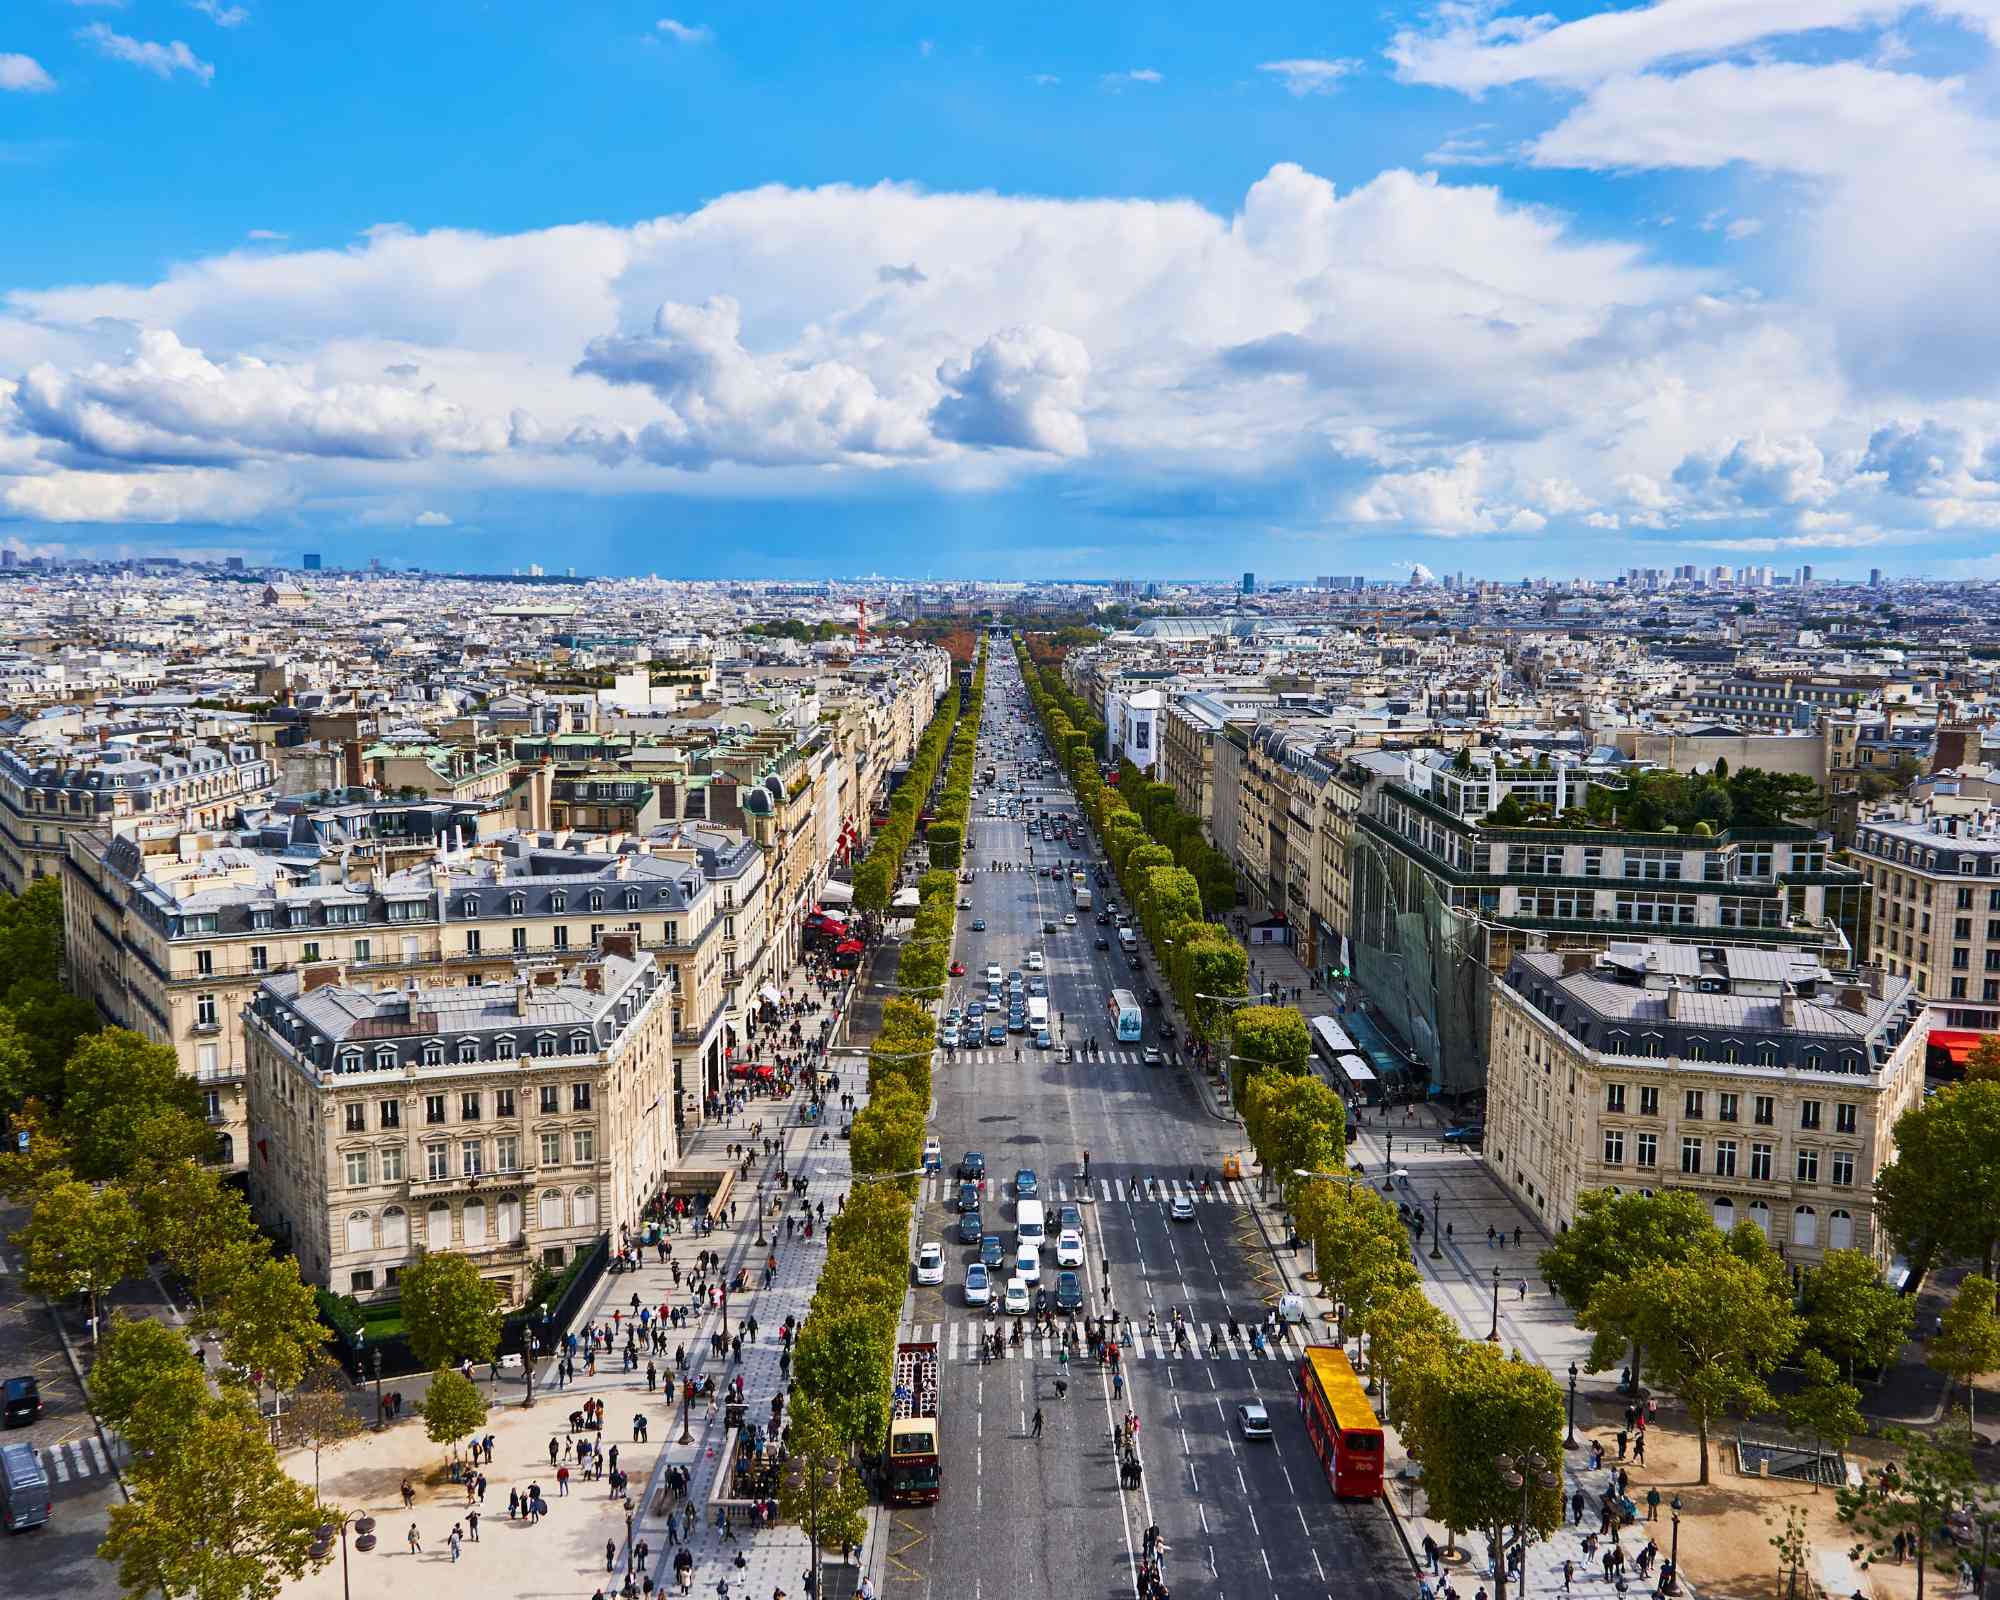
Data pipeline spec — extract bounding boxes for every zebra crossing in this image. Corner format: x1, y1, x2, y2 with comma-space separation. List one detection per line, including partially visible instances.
38, 1435, 125, 1484
906, 1318, 1305, 1365
924, 1175, 1254, 1206
945, 1048, 1155, 1068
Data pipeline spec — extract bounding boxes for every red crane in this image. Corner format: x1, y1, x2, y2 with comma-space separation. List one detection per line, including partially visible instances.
855, 597, 869, 652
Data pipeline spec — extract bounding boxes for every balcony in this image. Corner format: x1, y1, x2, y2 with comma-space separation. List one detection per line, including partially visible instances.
406, 1168, 532, 1200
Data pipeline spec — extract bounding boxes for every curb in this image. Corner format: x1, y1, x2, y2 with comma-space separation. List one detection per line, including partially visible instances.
43, 1295, 131, 1505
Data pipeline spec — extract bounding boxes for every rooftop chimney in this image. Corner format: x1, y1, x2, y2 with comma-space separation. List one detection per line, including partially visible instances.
1839, 984, 1870, 1014
1559, 950, 1593, 978
301, 963, 344, 993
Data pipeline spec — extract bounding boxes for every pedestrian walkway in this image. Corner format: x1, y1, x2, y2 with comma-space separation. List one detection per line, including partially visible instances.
36, 1434, 125, 1483
921, 1174, 1251, 1206
915, 1318, 1307, 1365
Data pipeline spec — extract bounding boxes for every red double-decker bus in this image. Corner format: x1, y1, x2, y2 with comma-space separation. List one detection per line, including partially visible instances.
1297, 1345, 1384, 1499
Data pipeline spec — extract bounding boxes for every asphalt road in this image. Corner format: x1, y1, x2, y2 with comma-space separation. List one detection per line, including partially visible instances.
882, 648, 1405, 1600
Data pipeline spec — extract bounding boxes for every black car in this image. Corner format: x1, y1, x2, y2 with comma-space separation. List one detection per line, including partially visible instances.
957, 1209, 983, 1244
1095, 911, 1112, 925
959, 1150, 987, 1180
1054, 1270, 1084, 1312
1442, 1124, 1486, 1147
957, 1181, 981, 1213
1096, 935, 1110, 951
3, 1375, 42, 1427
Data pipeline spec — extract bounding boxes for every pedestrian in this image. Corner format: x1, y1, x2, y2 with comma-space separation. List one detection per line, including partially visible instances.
449, 1525, 463, 1563
408, 1524, 422, 1555
468, 1511, 480, 1543
1031, 1407, 1045, 1438
1633, 1432, 1646, 1465
402, 1476, 416, 1509
1616, 1428, 1628, 1460
609, 1539, 619, 1573
1517, 1278, 1528, 1301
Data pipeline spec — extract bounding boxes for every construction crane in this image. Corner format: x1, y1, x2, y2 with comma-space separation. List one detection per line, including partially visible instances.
855, 597, 869, 653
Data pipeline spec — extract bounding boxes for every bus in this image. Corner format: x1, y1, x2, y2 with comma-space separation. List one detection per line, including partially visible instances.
1297, 1345, 1383, 1500
1106, 988, 1142, 1043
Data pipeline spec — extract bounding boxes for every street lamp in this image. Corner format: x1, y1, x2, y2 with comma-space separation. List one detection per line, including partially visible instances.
1429, 1189, 1443, 1261
1493, 1452, 1559, 1600
1565, 1363, 1579, 1449
370, 1346, 384, 1431
1667, 1495, 1683, 1595
678, 1375, 694, 1446
308, 1514, 374, 1600
1488, 1263, 1502, 1342
755, 1181, 769, 1249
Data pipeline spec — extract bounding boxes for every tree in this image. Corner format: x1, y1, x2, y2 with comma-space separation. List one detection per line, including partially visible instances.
1838, 1423, 1979, 1600
1801, 1248, 1914, 1379
1929, 1274, 2000, 1432
399, 1250, 503, 1372
1875, 1081, 2000, 1282
100, 1390, 332, 1600
1362, 1285, 1463, 1432
214, 1254, 326, 1398
419, 1367, 489, 1462
793, 1305, 895, 1451
1770, 1506, 1810, 1600
1403, 1342, 1564, 1560
1584, 1238, 1802, 1483
1229, 1004, 1309, 1102
1964, 1036, 2000, 1083
281, 1358, 364, 1503
12, 1177, 145, 1341
0, 1096, 74, 1202
776, 1393, 868, 1593
1540, 1188, 1715, 1383
1783, 1349, 1865, 1493
1302, 1181, 1417, 1341
59, 1028, 210, 1182
91, 1314, 208, 1447
128, 1157, 266, 1326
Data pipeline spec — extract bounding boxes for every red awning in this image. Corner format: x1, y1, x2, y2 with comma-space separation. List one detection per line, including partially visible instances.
1930, 1028, 1991, 1065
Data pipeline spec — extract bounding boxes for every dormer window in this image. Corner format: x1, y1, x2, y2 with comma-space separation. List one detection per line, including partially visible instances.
495, 1037, 516, 1061
588, 891, 604, 912
569, 1031, 592, 1054
423, 1042, 445, 1066
461, 897, 479, 917
623, 890, 640, 910
375, 1047, 398, 1070
457, 1040, 479, 1063
341, 1049, 363, 1073
550, 892, 567, 914
508, 893, 526, 915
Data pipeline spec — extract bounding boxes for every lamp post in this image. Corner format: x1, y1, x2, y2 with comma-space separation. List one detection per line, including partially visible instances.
1667, 1495, 1683, 1595
755, 1181, 769, 1248
370, 1347, 384, 1431
1488, 1263, 1502, 1342
1565, 1363, 1579, 1449
309, 1514, 374, 1600
1493, 1452, 1559, 1600
678, 1377, 694, 1446
1429, 1189, 1443, 1261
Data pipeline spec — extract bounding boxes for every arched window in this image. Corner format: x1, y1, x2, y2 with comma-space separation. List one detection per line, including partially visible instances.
346, 1211, 373, 1253
1793, 1205, 1819, 1250
540, 1190, 566, 1230
426, 1201, 452, 1249
217, 1133, 235, 1164
462, 1199, 487, 1248
550, 891, 567, 913
509, 893, 525, 915
1829, 1208, 1855, 1250
1711, 1196, 1735, 1232
382, 1205, 408, 1249
573, 1187, 598, 1227
497, 1194, 521, 1240
1747, 1199, 1772, 1239
587, 891, 603, 911
461, 897, 479, 917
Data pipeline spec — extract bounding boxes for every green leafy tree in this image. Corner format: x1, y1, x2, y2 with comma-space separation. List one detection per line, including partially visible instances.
793, 1305, 895, 1451
0, 1097, 74, 1202
91, 1313, 208, 1447
1302, 1180, 1416, 1340
101, 1389, 332, 1600
1403, 1342, 1564, 1561
776, 1393, 869, 1582
1540, 1188, 1716, 1383
398, 1251, 503, 1372
1838, 1423, 1979, 1600
1875, 1081, 2000, 1282
128, 1157, 267, 1325
1584, 1236, 1802, 1483
419, 1367, 489, 1462
1800, 1248, 1914, 1379
1770, 1506, 1810, 1600
60, 1028, 209, 1182
1363, 1284, 1463, 1432
850, 857, 892, 916
12, 1177, 145, 1340
214, 1254, 326, 1397
1782, 1349, 1865, 1493
1929, 1273, 2000, 1431
1229, 1003, 1310, 1102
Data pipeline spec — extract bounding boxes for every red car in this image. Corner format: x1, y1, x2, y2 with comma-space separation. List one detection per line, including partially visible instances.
949, 960, 966, 976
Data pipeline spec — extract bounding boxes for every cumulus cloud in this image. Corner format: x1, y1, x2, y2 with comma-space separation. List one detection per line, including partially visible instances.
1258, 58, 1360, 97
189, 0, 249, 25
1673, 434, 1836, 509
413, 509, 451, 526
655, 18, 710, 43
877, 263, 927, 286
78, 24, 214, 83
1345, 449, 1546, 537
0, 54, 56, 93
0, 465, 287, 524
931, 326, 1090, 457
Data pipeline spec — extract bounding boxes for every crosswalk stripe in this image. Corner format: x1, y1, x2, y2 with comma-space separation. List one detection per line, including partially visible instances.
47, 1446, 69, 1482
88, 1437, 110, 1475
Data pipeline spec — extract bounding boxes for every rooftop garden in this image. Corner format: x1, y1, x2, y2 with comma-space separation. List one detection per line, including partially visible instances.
1483, 760, 1822, 833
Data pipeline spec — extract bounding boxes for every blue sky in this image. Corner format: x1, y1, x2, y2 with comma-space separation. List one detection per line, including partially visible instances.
4, 1, 2000, 580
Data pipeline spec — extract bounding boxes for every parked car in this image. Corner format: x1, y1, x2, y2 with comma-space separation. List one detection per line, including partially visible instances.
1, 1377, 41, 1428
1442, 1124, 1486, 1146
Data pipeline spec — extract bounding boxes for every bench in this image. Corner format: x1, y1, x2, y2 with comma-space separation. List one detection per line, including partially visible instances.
498, 1353, 524, 1373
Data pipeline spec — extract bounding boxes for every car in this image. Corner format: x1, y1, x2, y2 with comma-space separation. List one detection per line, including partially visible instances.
987, 1023, 1006, 1045
1003, 1276, 1032, 1315
1044, 919, 1058, 934
970, 918, 986, 932
958, 896, 972, 909
957, 1180, 981, 1213
1055, 1229, 1085, 1267
1008, 1012, 1027, 1033
1026, 951, 1044, 971
1035, 1029, 1053, 1050
964, 1263, 991, 1306
948, 960, 966, 977
1442, 1124, 1487, 1146
985, 964, 1003, 985
965, 1001, 985, 1021
1063, 912, 1077, 926
1096, 910, 1112, 925
1007, 969, 1024, 986
1014, 1245, 1042, 1284
938, 1022, 959, 1049
1096, 935, 1111, 951
922, 1137, 943, 1173
1170, 1194, 1196, 1222
981, 1233, 1006, 1269
1055, 1271, 1084, 1312
959, 1151, 987, 1179
1058, 1201, 1083, 1232
1142, 1045, 1163, 1066
1015, 1167, 1039, 1198
915, 1242, 945, 1285
1026, 977, 1047, 996
957, 1209, 983, 1244
2, 1375, 42, 1428
1238, 1401, 1273, 1440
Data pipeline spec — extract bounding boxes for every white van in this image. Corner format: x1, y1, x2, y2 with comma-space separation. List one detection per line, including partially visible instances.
1015, 1198, 1046, 1253
1118, 926, 1138, 955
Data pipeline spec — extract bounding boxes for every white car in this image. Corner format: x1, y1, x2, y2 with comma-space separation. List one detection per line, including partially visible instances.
964, 1263, 991, 1307
958, 895, 972, 909
938, 1023, 959, 1049
1014, 1244, 1042, 1284
1026, 951, 1044, 971
915, 1242, 945, 1285
1054, 1229, 1085, 1267
1169, 1195, 1196, 1223
985, 963, 1003, 986
1002, 1276, 1032, 1315
922, 1137, 943, 1172
1063, 913, 1077, 926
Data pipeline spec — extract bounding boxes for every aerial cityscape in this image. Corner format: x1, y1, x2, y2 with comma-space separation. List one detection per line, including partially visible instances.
4, 4, 2000, 1600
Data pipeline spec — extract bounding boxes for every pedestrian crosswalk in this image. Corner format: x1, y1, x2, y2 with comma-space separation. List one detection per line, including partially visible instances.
38, 1435, 125, 1484
944, 1048, 1159, 1068
902, 1318, 1306, 1365
923, 1175, 1254, 1207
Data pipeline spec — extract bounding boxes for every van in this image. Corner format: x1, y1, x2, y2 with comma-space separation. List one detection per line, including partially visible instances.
1118, 927, 1138, 955
1027, 997, 1048, 1030
0, 1440, 51, 1533
1015, 1199, 1046, 1253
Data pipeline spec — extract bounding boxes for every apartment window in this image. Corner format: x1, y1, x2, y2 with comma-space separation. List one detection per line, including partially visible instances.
422, 1043, 445, 1066
350, 1269, 376, 1293
1605, 1083, 1627, 1114
465, 930, 482, 956
196, 949, 214, 976
1797, 1148, 1820, 1184
573, 1128, 595, 1164
1683, 1090, 1704, 1120
1800, 1100, 1823, 1131
552, 926, 570, 950
380, 1145, 404, 1182
301, 941, 322, 962
1985, 980, 2000, 1004
1750, 1143, 1774, 1182
550, 892, 567, 913
495, 1135, 519, 1172
195, 993, 218, 1026
1954, 948, 1972, 971
461, 1140, 484, 1177
1834, 1102, 1857, 1135
1635, 1133, 1658, 1168
1716, 1092, 1739, 1124
380, 1100, 401, 1129
1831, 1151, 1855, 1187
536, 1037, 556, 1058
1680, 1137, 1702, 1175
1959, 888, 1976, 911
1638, 1086, 1660, 1117
424, 1094, 446, 1125
1754, 1095, 1775, 1126
425, 1144, 449, 1181
495, 1089, 515, 1118
458, 1092, 480, 1122
571, 1083, 593, 1112
496, 1037, 516, 1060
345, 1151, 370, 1186
1714, 1139, 1738, 1178
512, 928, 528, 953
250, 945, 269, 972
540, 1132, 563, 1167
351, 938, 371, 961
1953, 978, 1971, 999
539, 1086, 559, 1114
344, 1104, 367, 1133
1957, 916, 1974, 939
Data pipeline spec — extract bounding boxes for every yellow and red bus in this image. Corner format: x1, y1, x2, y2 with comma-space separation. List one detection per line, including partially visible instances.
1297, 1345, 1383, 1499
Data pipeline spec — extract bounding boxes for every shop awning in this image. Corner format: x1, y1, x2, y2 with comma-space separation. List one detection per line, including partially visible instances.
1930, 1028, 1990, 1065
818, 880, 854, 905
759, 984, 783, 1007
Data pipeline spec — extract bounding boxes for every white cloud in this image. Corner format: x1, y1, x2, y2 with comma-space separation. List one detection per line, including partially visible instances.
1031, 73, 1060, 86
1104, 69, 1162, 86
78, 23, 215, 83
932, 326, 1090, 457
189, 0, 249, 25
1724, 218, 1763, 241
413, 509, 451, 526
0, 465, 287, 524
0, 54, 57, 93
245, 229, 288, 241
1257, 58, 1361, 97
1345, 449, 1546, 536
655, 18, 710, 43
1423, 133, 1507, 167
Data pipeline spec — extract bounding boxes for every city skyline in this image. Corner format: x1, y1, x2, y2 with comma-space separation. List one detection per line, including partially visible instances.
4, 1, 2000, 580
